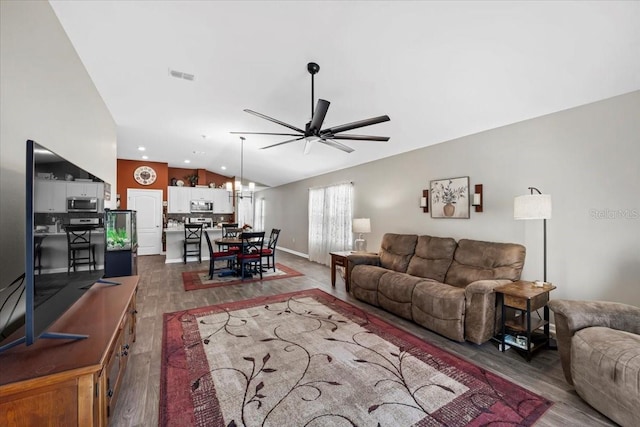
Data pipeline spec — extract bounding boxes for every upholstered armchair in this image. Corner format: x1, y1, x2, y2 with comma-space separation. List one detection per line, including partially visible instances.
548, 300, 640, 427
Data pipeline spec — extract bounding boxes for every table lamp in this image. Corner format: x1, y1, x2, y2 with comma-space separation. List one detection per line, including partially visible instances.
352, 218, 371, 252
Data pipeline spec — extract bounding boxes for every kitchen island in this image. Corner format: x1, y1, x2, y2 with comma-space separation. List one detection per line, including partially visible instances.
164, 226, 222, 264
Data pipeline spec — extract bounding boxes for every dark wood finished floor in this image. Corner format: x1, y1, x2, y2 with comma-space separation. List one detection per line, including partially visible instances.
111, 251, 615, 427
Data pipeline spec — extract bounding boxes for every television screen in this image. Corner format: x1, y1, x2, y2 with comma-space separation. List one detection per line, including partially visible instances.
0, 140, 108, 351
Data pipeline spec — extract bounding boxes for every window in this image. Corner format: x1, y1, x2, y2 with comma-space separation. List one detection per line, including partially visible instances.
308, 182, 353, 265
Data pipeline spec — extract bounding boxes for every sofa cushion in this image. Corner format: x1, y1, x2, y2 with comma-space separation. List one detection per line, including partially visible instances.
407, 235, 457, 282
378, 234, 418, 273
350, 265, 388, 307
412, 280, 466, 342
445, 239, 525, 287
378, 272, 423, 321
572, 327, 640, 427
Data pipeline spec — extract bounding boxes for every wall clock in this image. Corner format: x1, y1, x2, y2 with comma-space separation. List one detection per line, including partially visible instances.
133, 165, 157, 185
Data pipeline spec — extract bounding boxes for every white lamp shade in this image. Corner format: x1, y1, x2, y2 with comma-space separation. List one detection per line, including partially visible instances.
235, 180, 242, 192
226, 182, 233, 191
249, 182, 255, 191
352, 218, 371, 234
514, 194, 552, 220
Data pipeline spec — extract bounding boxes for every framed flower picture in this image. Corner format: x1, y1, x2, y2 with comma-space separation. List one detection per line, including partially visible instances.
430, 176, 470, 218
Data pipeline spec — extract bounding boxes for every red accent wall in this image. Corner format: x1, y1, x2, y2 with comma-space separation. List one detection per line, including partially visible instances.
117, 159, 169, 209
117, 161, 234, 210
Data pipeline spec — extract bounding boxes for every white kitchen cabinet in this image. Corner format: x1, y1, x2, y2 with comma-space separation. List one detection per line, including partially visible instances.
211, 189, 234, 214
190, 187, 213, 200
67, 181, 103, 198
34, 180, 67, 213
167, 186, 191, 213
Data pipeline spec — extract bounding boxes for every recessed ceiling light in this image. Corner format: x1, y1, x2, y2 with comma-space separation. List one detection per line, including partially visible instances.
138, 146, 146, 151
142, 155, 149, 160
221, 166, 227, 171
184, 159, 191, 164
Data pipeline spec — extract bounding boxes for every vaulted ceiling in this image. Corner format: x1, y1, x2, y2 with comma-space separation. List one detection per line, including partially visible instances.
50, 1, 640, 188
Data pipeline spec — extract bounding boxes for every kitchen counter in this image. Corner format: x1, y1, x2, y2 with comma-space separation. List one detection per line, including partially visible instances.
36, 228, 104, 237
164, 227, 222, 264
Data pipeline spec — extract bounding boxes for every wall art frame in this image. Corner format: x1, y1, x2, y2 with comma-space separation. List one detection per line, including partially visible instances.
430, 176, 470, 219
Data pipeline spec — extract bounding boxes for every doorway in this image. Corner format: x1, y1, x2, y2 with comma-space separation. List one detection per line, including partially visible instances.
127, 189, 163, 255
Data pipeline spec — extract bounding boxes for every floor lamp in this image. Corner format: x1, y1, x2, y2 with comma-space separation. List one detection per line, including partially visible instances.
514, 187, 552, 282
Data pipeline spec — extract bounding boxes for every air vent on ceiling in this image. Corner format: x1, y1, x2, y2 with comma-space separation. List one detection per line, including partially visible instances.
168, 68, 195, 81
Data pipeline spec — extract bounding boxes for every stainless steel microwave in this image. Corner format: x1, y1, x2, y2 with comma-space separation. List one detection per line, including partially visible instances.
190, 200, 214, 213
67, 197, 102, 213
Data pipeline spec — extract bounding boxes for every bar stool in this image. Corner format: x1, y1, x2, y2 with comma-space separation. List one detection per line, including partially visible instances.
34, 235, 46, 275
183, 223, 203, 264
65, 226, 96, 273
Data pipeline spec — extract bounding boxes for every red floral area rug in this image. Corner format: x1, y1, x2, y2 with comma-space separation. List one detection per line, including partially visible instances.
160, 288, 552, 426
181, 263, 303, 291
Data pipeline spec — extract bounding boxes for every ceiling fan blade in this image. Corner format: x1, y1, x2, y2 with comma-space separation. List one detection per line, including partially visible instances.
330, 134, 390, 142
308, 99, 330, 133
260, 136, 305, 150
244, 109, 305, 134
320, 139, 354, 153
230, 131, 303, 137
303, 139, 315, 155
321, 115, 390, 135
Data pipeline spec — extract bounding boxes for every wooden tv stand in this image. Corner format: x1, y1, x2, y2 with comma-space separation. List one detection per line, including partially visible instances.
0, 276, 138, 427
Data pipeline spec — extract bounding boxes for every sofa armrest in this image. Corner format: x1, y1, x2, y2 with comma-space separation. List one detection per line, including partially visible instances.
346, 253, 380, 281
465, 279, 513, 296
548, 300, 640, 335
548, 300, 640, 385
463, 279, 512, 344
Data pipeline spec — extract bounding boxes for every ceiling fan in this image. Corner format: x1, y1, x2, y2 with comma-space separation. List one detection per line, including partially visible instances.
231, 62, 390, 154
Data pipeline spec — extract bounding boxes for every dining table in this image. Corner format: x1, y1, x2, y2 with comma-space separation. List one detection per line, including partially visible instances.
213, 232, 266, 276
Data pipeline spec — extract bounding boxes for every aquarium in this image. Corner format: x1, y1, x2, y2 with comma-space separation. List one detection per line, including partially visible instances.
105, 209, 137, 251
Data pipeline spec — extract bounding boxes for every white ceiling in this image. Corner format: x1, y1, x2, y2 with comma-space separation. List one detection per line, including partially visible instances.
49, 1, 640, 188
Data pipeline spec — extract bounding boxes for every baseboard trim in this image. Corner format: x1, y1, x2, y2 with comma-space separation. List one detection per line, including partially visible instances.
277, 246, 309, 259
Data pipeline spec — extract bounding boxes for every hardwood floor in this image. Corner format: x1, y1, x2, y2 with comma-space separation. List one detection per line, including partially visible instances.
111, 251, 615, 427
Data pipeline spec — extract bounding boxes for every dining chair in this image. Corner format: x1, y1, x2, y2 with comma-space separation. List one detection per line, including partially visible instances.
220, 223, 240, 252
183, 223, 203, 264
261, 228, 281, 272
204, 230, 237, 279
237, 231, 265, 281
222, 223, 239, 238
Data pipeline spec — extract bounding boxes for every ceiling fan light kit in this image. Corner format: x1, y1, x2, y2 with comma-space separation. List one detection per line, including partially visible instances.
232, 62, 390, 154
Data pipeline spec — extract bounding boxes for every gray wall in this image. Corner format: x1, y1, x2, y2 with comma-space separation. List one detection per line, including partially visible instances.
260, 91, 640, 306
0, 0, 117, 285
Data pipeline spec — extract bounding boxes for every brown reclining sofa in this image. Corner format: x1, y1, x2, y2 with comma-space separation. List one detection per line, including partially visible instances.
348, 233, 526, 344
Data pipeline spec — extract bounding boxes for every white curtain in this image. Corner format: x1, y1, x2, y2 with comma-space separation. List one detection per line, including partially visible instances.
237, 197, 253, 227
308, 182, 353, 266
254, 197, 265, 231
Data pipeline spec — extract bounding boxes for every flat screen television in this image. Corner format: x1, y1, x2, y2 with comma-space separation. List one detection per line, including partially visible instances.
0, 140, 109, 352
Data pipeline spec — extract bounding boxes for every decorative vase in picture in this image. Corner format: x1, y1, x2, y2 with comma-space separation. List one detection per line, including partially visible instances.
443, 203, 455, 217
430, 176, 470, 219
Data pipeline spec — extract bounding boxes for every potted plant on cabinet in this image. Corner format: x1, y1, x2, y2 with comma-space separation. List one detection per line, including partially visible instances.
185, 174, 198, 187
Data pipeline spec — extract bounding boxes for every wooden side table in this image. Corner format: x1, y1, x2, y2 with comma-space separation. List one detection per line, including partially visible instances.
494, 280, 556, 361
329, 251, 352, 291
